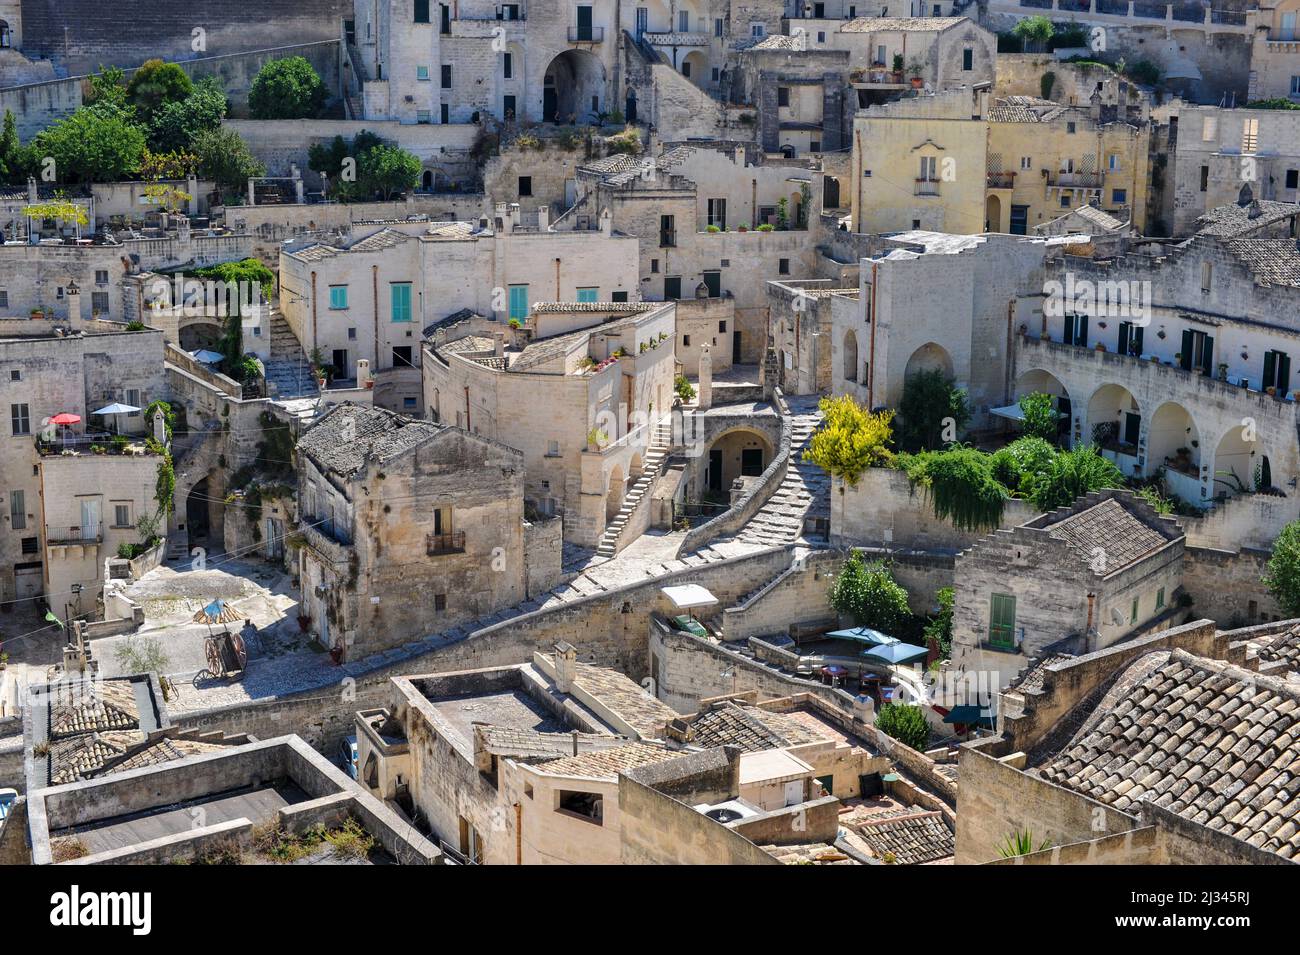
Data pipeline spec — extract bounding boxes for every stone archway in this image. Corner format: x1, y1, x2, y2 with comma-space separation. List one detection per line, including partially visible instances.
843, 329, 860, 384
1087, 383, 1141, 476
1014, 368, 1072, 444
1213, 422, 1263, 499
606, 463, 626, 521
682, 50, 707, 86
985, 194, 1001, 233
904, 342, 955, 381
543, 49, 607, 124
179, 320, 222, 352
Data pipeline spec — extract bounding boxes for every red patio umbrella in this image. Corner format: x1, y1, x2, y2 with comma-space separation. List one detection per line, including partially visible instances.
49, 412, 81, 450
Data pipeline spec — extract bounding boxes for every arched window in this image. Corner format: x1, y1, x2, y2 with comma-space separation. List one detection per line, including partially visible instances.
843, 330, 859, 382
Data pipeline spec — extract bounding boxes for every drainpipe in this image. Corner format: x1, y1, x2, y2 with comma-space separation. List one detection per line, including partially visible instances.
867, 260, 878, 408
1005, 298, 1014, 405
464, 385, 471, 432
1085, 591, 1096, 650
372, 265, 380, 368
554, 257, 561, 300
310, 271, 318, 355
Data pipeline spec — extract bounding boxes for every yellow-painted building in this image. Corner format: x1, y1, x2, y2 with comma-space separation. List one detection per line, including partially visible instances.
851, 88, 1151, 235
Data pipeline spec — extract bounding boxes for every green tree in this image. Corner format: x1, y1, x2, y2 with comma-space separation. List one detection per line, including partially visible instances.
1028, 443, 1124, 511
28, 104, 146, 183
803, 395, 895, 485
0, 110, 20, 180
901, 446, 1008, 532
1012, 16, 1054, 50
248, 56, 328, 119
147, 76, 227, 152
923, 587, 954, 659
1018, 392, 1059, 443
1264, 520, 1300, 616
84, 66, 128, 110
191, 127, 265, 199
126, 60, 194, 117
875, 703, 931, 751
896, 369, 970, 453
989, 436, 1056, 494
358, 143, 421, 200
829, 551, 913, 634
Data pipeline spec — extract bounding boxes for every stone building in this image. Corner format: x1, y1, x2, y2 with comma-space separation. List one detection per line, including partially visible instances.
850, 85, 1153, 235
1247, 0, 1300, 102
0, 318, 167, 608
278, 211, 640, 407
958, 619, 1300, 865
421, 301, 677, 546
767, 279, 857, 394
950, 490, 1186, 686
295, 402, 527, 659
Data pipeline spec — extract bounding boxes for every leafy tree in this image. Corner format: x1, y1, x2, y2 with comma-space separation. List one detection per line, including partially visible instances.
829, 551, 912, 634
1012, 16, 1054, 50
924, 586, 954, 660
126, 60, 194, 117
0, 110, 21, 180
28, 104, 146, 183
114, 635, 172, 691
1018, 392, 1059, 443
674, 374, 696, 402
84, 66, 128, 110
803, 395, 895, 485
896, 369, 970, 453
359, 143, 421, 200
147, 76, 227, 152
191, 127, 265, 198
248, 56, 328, 119
1264, 520, 1300, 616
139, 148, 200, 181
875, 703, 931, 751
989, 436, 1056, 494
1028, 443, 1124, 511
901, 446, 1008, 532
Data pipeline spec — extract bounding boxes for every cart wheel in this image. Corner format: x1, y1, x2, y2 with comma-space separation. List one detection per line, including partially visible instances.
205, 638, 223, 677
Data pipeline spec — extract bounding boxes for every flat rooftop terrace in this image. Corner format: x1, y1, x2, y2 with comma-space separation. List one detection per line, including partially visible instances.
426, 689, 566, 748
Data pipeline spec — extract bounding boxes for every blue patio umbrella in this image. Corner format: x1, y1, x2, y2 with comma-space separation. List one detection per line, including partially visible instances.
825, 626, 898, 647
861, 642, 929, 666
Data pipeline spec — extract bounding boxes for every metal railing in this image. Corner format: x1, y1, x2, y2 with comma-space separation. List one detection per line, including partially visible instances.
426, 531, 466, 555
568, 26, 604, 42
987, 171, 1016, 189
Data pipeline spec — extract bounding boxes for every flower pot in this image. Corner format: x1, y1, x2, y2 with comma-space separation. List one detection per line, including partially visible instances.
364, 380, 374, 390
910, 76, 923, 89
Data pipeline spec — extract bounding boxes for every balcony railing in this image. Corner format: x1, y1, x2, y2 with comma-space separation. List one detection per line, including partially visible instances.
914, 178, 941, 196
47, 525, 101, 546
1048, 172, 1103, 189
987, 171, 1016, 189
568, 26, 604, 42
426, 531, 466, 555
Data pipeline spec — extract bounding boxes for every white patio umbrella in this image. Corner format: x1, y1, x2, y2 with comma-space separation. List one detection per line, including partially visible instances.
92, 402, 141, 435
190, 349, 224, 364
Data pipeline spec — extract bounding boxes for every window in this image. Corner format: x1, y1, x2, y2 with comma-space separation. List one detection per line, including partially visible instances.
435, 593, 447, 611
404, 397, 417, 409
702, 271, 721, 298
503, 52, 513, 79
707, 198, 726, 230
611, 290, 628, 303
91, 291, 110, 315
919, 155, 937, 181
440, 104, 449, 124
1130, 596, 1139, 625
329, 286, 348, 309
417, 109, 432, 124
1060, 194, 1072, 208
508, 284, 528, 321
10, 403, 30, 436
1287, 169, 1298, 190
547, 440, 560, 456
741, 448, 764, 475
125, 388, 141, 418
390, 283, 413, 322
1201, 114, 1218, 141
348, 327, 357, 340
441, 65, 452, 89
1243, 117, 1259, 153
0, 291, 7, 309
1199, 165, 1209, 192
21, 537, 36, 555
414, 0, 431, 22
715, 18, 723, 37
558, 790, 604, 824
962, 47, 973, 71
682, 334, 691, 347
1020, 156, 1032, 170
988, 593, 1016, 649
1200, 262, 1212, 293
1066, 122, 1076, 134
777, 87, 790, 107
393, 346, 414, 367
751, 23, 766, 38
779, 258, 789, 275
9, 369, 18, 382
650, 259, 659, 274
1155, 587, 1165, 610
1263, 349, 1292, 396
416, 65, 430, 81
113, 503, 131, 528
95, 270, 109, 285
1292, 76, 1300, 97
678, 9, 689, 31
718, 321, 727, 333
712, 68, 720, 82
441, 4, 451, 33
659, 214, 676, 247
1063, 314, 1088, 346
1108, 153, 1120, 172
664, 277, 682, 300
1112, 188, 1127, 205
576, 288, 598, 303
10, 490, 25, 530
518, 176, 533, 197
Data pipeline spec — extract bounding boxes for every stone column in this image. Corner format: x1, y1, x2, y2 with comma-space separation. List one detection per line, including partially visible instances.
697, 343, 712, 411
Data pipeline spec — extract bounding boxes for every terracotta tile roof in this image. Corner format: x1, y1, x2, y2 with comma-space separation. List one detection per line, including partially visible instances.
569, 660, 681, 739
48, 730, 142, 785
349, 227, 414, 252
530, 302, 656, 314
847, 810, 956, 864
689, 702, 832, 752
1224, 238, 1300, 288
97, 736, 234, 776
1252, 626, 1300, 672
762, 842, 861, 864
531, 742, 677, 779
49, 680, 140, 737
1038, 649, 1300, 860
1046, 498, 1170, 572
475, 725, 624, 761
1072, 204, 1126, 230
1195, 199, 1300, 238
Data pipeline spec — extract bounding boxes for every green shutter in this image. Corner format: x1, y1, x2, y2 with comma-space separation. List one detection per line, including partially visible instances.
509, 285, 528, 320
1201, 335, 1214, 375
1117, 321, 1130, 355
1180, 329, 1194, 370
988, 593, 1016, 648
390, 283, 412, 322
1280, 354, 1292, 396
576, 288, 598, 303
1264, 350, 1277, 390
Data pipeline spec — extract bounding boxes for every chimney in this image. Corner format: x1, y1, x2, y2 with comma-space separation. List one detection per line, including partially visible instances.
599, 206, 612, 236
538, 205, 550, 231
356, 357, 371, 387
291, 163, 305, 204
187, 174, 199, 216
27, 176, 37, 204
697, 342, 713, 411
852, 692, 875, 726
66, 279, 82, 329
493, 332, 505, 357
553, 641, 577, 693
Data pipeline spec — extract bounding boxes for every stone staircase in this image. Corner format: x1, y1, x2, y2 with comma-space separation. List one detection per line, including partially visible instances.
727, 396, 830, 548
263, 312, 319, 400
594, 422, 673, 558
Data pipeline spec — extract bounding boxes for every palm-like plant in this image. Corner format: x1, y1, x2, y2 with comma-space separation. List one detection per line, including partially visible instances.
998, 829, 1052, 858
1028, 443, 1124, 511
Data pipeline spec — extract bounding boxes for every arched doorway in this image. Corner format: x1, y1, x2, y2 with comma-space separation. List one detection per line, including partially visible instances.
625, 88, 637, 124
1087, 383, 1141, 474
682, 50, 707, 86
543, 49, 607, 124
185, 476, 213, 552
843, 329, 860, 384
606, 464, 626, 521
0, 21, 11, 49
904, 342, 955, 381
1148, 400, 1199, 474
1213, 423, 1263, 499
1014, 369, 1072, 444
179, 320, 222, 352
985, 194, 1001, 233
421, 170, 434, 192
703, 428, 775, 498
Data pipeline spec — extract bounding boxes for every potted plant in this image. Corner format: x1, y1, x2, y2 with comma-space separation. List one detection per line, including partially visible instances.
1174, 352, 1182, 365
891, 53, 904, 82
1266, 385, 1277, 396
1095, 342, 1106, 352
738, 223, 749, 233
907, 57, 926, 89
1217, 362, 1229, 380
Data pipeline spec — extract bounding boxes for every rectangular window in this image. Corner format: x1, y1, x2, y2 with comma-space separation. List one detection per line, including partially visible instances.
1112, 188, 1127, 205
702, 271, 721, 298
919, 155, 937, 181
10, 490, 25, 530
414, 0, 431, 22
707, 198, 726, 230
659, 214, 675, 248
1288, 169, 1299, 190
779, 258, 790, 275
518, 175, 533, 197
1155, 587, 1165, 610
1201, 115, 1218, 141
714, 18, 723, 37
1108, 154, 1120, 172
1243, 117, 1259, 153
393, 346, 414, 367
1020, 156, 1032, 170
962, 47, 973, 71
1066, 122, 1076, 134
777, 87, 790, 107
91, 291, 110, 315
988, 593, 1016, 649
441, 65, 452, 89
10, 403, 30, 436
1130, 596, 1139, 624
576, 288, 598, 303
664, 276, 682, 300
441, 104, 449, 124
95, 270, 109, 285
391, 283, 413, 322
435, 593, 447, 611
125, 388, 141, 417
0, 291, 7, 309
678, 9, 689, 31
650, 259, 659, 274
682, 334, 691, 347
113, 503, 131, 528
504, 52, 513, 80
1200, 262, 1212, 292
1292, 76, 1300, 97
348, 327, 357, 340
329, 286, 348, 309
1063, 314, 1088, 347
1263, 349, 1292, 397
611, 290, 628, 303
508, 284, 528, 321
416, 65, 430, 81
718, 321, 727, 333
